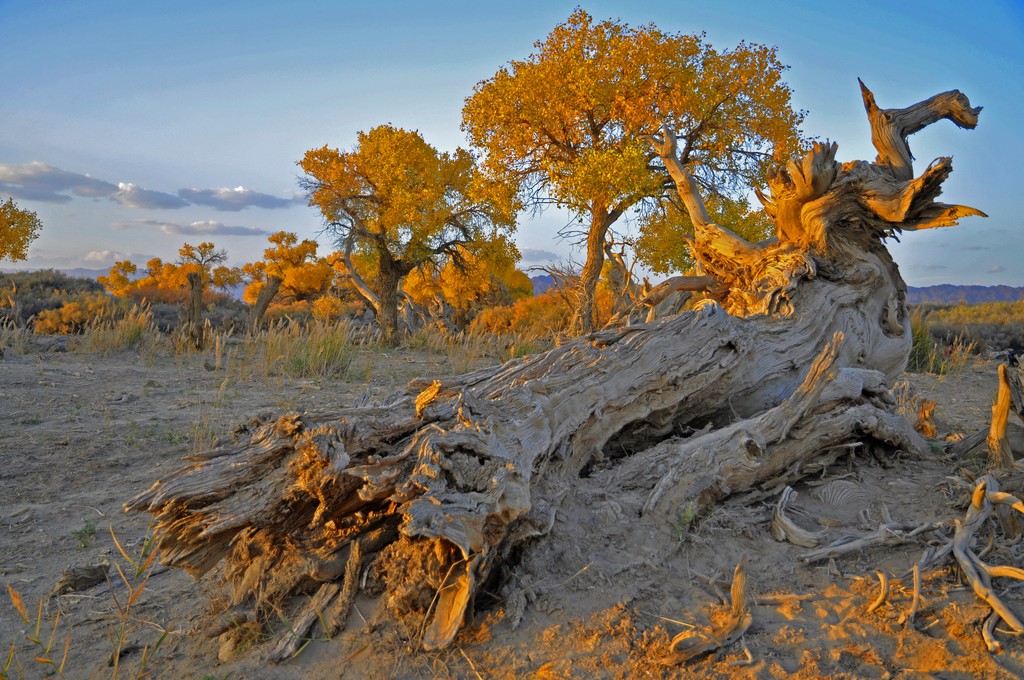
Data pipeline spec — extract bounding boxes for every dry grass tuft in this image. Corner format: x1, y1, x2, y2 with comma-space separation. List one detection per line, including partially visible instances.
2, 525, 167, 679
243, 320, 357, 379
75, 304, 164, 356
909, 310, 977, 377
0, 321, 29, 357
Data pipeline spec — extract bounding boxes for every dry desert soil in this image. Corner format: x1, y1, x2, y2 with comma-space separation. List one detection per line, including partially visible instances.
2, 337, 1023, 679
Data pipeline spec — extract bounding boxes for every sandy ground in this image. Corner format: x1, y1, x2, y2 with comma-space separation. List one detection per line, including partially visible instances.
2, 339, 1023, 679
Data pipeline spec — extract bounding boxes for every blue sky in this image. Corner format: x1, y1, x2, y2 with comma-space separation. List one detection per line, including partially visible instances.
2, 0, 1021, 286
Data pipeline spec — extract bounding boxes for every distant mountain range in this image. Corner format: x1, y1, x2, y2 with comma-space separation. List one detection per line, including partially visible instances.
531, 274, 555, 295
530, 275, 1024, 305
905, 285, 1024, 305
4, 268, 1022, 306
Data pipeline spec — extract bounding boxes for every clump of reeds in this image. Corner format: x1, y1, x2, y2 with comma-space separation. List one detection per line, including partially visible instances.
76, 304, 163, 355
245, 320, 356, 379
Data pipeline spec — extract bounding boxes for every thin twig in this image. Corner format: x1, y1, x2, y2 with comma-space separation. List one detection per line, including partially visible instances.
459, 648, 485, 680
726, 637, 755, 667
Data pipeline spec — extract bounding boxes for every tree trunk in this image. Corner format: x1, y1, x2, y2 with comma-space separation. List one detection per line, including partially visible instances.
248, 275, 282, 332
577, 207, 617, 332
183, 272, 205, 350
130, 83, 983, 654
375, 262, 402, 346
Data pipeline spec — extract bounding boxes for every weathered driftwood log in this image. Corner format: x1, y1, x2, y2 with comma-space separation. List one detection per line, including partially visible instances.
128, 82, 982, 653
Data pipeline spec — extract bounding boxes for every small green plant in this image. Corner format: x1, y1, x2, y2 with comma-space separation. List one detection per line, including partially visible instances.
672, 504, 696, 540
73, 520, 97, 549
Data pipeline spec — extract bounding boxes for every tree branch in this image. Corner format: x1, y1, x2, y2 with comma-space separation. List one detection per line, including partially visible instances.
859, 79, 982, 181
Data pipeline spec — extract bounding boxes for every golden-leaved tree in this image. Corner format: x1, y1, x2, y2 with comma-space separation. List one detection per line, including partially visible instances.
404, 234, 532, 328
462, 9, 805, 331
0, 197, 42, 262
100, 242, 241, 305
299, 125, 517, 345
242, 231, 333, 328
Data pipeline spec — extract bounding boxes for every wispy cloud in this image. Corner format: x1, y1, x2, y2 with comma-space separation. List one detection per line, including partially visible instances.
112, 182, 189, 209
1, 162, 295, 213
178, 186, 298, 211
520, 248, 561, 262
989, 265, 1006, 273
0, 161, 117, 203
81, 250, 155, 268
119, 218, 269, 237
84, 249, 127, 263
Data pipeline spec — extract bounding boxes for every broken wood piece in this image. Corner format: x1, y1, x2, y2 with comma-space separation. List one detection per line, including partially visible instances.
662, 560, 752, 665
983, 611, 1002, 654
946, 428, 987, 458
803, 522, 934, 564
898, 563, 921, 627
950, 477, 1024, 644
867, 571, 889, 614
49, 561, 110, 598
988, 364, 1015, 470
770, 486, 825, 548
914, 399, 937, 438
268, 582, 342, 662
323, 540, 362, 637
1006, 363, 1024, 416
858, 79, 982, 181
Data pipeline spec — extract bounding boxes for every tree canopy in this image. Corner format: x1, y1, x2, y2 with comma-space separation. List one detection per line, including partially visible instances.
99, 242, 240, 304
0, 197, 43, 262
404, 234, 533, 328
298, 124, 518, 344
242, 231, 332, 307
462, 9, 806, 330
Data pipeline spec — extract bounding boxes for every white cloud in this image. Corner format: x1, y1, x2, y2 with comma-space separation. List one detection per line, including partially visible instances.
0, 161, 118, 203
178, 185, 299, 211
118, 218, 268, 237
84, 249, 126, 263
112, 182, 189, 209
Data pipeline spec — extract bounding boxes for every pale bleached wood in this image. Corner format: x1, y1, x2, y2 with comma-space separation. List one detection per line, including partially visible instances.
129, 83, 983, 654
661, 560, 751, 665
858, 79, 982, 181
988, 364, 1014, 470
771, 486, 824, 548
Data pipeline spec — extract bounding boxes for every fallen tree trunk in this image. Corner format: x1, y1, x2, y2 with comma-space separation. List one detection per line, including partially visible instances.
128, 82, 983, 653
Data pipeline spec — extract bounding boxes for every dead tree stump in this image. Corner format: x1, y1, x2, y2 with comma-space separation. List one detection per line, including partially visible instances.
129, 82, 983, 652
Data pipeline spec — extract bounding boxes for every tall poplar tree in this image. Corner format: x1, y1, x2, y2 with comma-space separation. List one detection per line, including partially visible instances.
463, 9, 805, 331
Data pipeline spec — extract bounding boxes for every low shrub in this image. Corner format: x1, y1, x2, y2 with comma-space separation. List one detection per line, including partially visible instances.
34, 293, 114, 334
